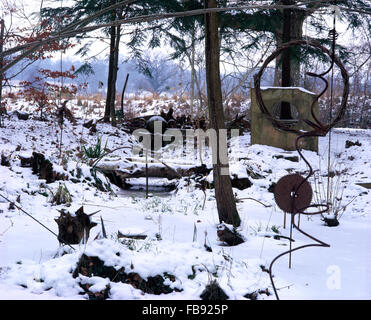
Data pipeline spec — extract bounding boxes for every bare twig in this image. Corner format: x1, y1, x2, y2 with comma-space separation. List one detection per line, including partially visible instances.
236, 197, 272, 208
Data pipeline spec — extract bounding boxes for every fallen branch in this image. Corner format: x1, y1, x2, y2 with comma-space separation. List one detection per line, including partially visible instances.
236, 197, 272, 208
117, 231, 147, 240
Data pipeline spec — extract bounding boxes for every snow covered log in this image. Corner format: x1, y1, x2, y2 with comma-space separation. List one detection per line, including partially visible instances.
99, 163, 252, 190
98, 163, 212, 181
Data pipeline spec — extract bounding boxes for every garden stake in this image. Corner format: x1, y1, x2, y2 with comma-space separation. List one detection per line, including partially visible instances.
145, 148, 148, 199
283, 211, 286, 229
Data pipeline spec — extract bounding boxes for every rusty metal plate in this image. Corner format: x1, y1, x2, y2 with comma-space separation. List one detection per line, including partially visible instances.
274, 174, 312, 214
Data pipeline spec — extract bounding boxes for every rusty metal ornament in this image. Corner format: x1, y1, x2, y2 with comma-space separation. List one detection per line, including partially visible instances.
274, 174, 312, 214
253, 4, 349, 301
254, 39, 349, 137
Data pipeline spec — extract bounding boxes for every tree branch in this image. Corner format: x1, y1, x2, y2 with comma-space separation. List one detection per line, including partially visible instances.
1, 1, 370, 76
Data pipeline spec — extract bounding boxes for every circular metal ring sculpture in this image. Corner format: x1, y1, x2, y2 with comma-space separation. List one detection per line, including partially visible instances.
254, 39, 349, 137
253, 39, 349, 300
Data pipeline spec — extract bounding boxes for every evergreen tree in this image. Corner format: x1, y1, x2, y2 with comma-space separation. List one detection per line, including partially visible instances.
125, 1, 370, 87
217, 0, 371, 85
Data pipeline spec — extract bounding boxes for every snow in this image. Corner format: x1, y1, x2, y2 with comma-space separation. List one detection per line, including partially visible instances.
0, 109, 370, 300
147, 116, 167, 123
261, 86, 316, 95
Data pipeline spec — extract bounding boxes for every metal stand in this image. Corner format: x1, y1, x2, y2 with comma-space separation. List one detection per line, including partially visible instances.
254, 6, 349, 298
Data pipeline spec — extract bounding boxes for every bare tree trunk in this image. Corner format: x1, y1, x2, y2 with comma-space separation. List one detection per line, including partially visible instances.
273, 7, 305, 87
109, 23, 121, 126
196, 67, 204, 118
104, 25, 116, 123
0, 19, 5, 127
279, 0, 293, 119
360, 63, 370, 128
190, 25, 196, 121
204, 0, 241, 227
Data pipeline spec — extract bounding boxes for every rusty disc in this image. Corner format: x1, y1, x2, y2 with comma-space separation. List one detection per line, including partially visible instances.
274, 174, 312, 214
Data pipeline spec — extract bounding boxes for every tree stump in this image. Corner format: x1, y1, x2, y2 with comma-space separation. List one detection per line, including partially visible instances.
20, 152, 67, 182
323, 216, 340, 227
32, 152, 55, 183
1, 153, 10, 167
200, 280, 229, 300
55, 206, 98, 244
217, 223, 245, 246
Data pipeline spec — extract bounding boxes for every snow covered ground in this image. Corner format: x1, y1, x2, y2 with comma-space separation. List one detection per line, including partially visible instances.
0, 112, 370, 300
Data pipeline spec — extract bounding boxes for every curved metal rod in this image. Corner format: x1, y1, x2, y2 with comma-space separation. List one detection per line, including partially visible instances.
307, 75, 328, 131
253, 39, 349, 136
268, 135, 330, 300
268, 217, 330, 300
293, 134, 320, 208
254, 11, 349, 299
